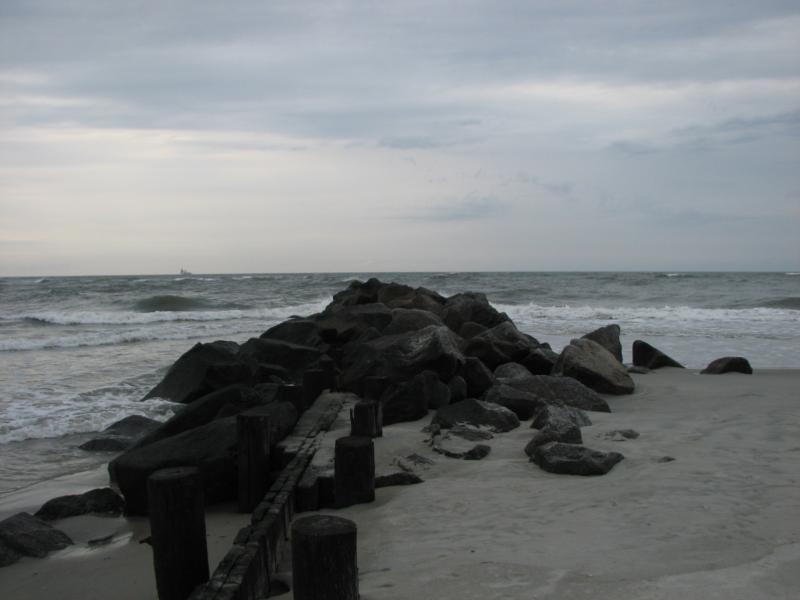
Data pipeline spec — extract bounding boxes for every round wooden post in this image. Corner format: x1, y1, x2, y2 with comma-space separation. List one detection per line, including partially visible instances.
237, 411, 271, 513
147, 467, 209, 600
350, 400, 380, 438
291, 515, 358, 600
303, 369, 326, 409
334, 436, 375, 508
278, 383, 304, 414
363, 376, 387, 437
319, 355, 337, 391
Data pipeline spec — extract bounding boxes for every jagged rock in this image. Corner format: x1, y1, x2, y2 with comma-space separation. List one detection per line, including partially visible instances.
530, 404, 587, 446
143, 340, 249, 403
701, 356, 753, 375
532, 404, 592, 429
531, 442, 624, 476
520, 346, 559, 375
440, 292, 509, 333
237, 338, 322, 382
111, 402, 297, 515
582, 324, 623, 363
459, 321, 488, 339
0, 539, 21, 567
80, 415, 162, 452
483, 383, 546, 420
35, 488, 124, 520
449, 423, 494, 441
432, 398, 520, 433
463, 321, 540, 370
382, 370, 450, 425
494, 362, 533, 380
383, 308, 444, 336
260, 318, 329, 349
553, 338, 635, 395
340, 325, 465, 393
0, 513, 72, 561
327, 279, 445, 314
130, 384, 277, 450
315, 303, 395, 343
375, 472, 423, 487
497, 372, 611, 413
448, 375, 468, 404
632, 340, 684, 369
462, 356, 495, 398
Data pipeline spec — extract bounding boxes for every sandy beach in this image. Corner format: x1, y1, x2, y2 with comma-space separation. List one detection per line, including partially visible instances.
2, 368, 799, 599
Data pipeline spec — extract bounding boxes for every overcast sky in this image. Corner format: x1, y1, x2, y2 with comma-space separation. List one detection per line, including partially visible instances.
1, 1, 798, 275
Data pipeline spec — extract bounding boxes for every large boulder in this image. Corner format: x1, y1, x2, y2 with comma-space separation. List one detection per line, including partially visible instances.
340, 325, 465, 392
381, 370, 451, 425
0, 513, 72, 562
532, 404, 592, 429
327, 278, 445, 314
260, 318, 329, 349
315, 303, 395, 343
79, 415, 162, 452
143, 340, 250, 403
528, 404, 589, 447
632, 340, 684, 369
440, 292, 509, 333
463, 321, 540, 370
553, 338, 635, 395
519, 346, 559, 375
701, 356, 753, 375
111, 402, 297, 515
34, 488, 124, 521
432, 398, 520, 433
483, 383, 546, 420
531, 442, 624, 476
237, 338, 323, 382
497, 370, 611, 413
582, 324, 623, 363
383, 308, 444, 336
462, 357, 495, 398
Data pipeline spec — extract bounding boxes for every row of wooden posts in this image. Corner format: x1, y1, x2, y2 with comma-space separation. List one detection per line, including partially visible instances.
146, 369, 390, 600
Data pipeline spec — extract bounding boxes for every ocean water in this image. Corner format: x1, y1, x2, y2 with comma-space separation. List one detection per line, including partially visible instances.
1, 271, 798, 495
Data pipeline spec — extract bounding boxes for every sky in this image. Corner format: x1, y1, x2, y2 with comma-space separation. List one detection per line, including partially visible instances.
1, 0, 798, 275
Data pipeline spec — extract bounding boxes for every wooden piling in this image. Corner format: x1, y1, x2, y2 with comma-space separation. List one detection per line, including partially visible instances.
237, 411, 271, 513
291, 515, 358, 600
303, 369, 326, 409
278, 383, 304, 414
147, 467, 209, 600
350, 400, 380, 438
334, 436, 375, 508
319, 355, 336, 391
363, 376, 387, 437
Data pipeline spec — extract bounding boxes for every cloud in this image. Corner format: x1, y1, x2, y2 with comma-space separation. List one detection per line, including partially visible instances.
403, 197, 508, 222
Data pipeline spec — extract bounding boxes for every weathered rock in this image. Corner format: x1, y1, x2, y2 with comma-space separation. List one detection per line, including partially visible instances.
433, 438, 491, 460
80, 415, 163, 452
432, 398, 520, 433
131, 384, 276, 450
604, 429, 640, 441
237, 338, 322, 382
0, 538, 21, 567
530, 404, 587, 446
111, 402, 297, 515
316, 303, 394, 343
632, 340, 684, 369
375, 472, 423, 488
382, 370, 450, 425
462, 356, 495, 398
383, 308, 444, 336
328, 279, 445, 314
0, 513, 72, 560
497, 373, 611, 413
582, 324, 623, 363
448, 375, 468, 404
449, 423, 494, 441
260, 318, 329, 349
483, 383, 546, 420
627, 365, 651, 374
531, 442, 624, 476
458, 321, 488, 339
35, 488, 124, 521
524, 427, 579, 452
143, 340, 249, 403
463, 321, 539, 370
340, 325, 465, 393
701, 356, 753, 375
494, 362, 532, 380
553, 338, 635, 395
441, 292, 509, 334
532, 404, 592, 429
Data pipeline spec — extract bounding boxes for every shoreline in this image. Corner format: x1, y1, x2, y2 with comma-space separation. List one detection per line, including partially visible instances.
2, 368, 799, 599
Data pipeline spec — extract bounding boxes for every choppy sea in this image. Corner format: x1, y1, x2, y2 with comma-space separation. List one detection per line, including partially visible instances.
1, 271, 798, 495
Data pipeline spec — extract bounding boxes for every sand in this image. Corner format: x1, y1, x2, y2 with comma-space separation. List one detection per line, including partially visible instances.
2, 369, 799, 599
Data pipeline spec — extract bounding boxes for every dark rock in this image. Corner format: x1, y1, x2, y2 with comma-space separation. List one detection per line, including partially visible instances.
35, 488, 124, 521
447, 375, 468, 404
260, 319, 328, 349
520, 347, 559, 375
383, 308, 444, 336
79, 436, 131, 452
328, 277, 385, 306
143, 340, 250, 403
462, 356, 495, 398
237, 338, 322, 382
111, 402, 297, 515
459, 321, 488, 339
701, 356, 753, 375
328, 279, 445, 314
604, 429, 640, 441
375, 472, 423, 488
449, 423, 494, 441
530, 404, 586, 446
316, 303, 394, 343
627, 365, 651, 374
494, 362, 532, 380
657, 456, 676, 463
524, 428, 578, 453
440, 292, 509, 334
433, 439, 491, 460
464, 444, 491, 460
340, 325, 465, 393
553, 338, 635, 395
131, 384, 276, 450
0, 513, 72, 559
632, 340, 684, 369
582, 324, 623, 363
532, 404, 592, 429
483, 383, 546, 420
382, 370, 450, 425
0, 539, 21, 567
80, 415, 163, 452
531, 442, 624, 476
463, 321, 539, 370
432, 398, 520, 433
497, 371, 611, 413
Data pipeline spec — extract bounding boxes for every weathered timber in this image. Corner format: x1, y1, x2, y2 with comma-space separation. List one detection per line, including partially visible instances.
291, 515, 358, 600
237, 411, 271, 513
350, 400, 381, 438
334, 436, 375, 508
302, 369, 327, 411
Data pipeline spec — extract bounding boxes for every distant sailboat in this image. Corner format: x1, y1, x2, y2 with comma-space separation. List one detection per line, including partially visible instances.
179, 268, 192, 275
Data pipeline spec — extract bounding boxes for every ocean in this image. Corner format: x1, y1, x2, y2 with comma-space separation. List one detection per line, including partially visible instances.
1, 271, 798, 496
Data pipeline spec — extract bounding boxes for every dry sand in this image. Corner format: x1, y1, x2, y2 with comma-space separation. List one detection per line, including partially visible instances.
2, 369, 799, 599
